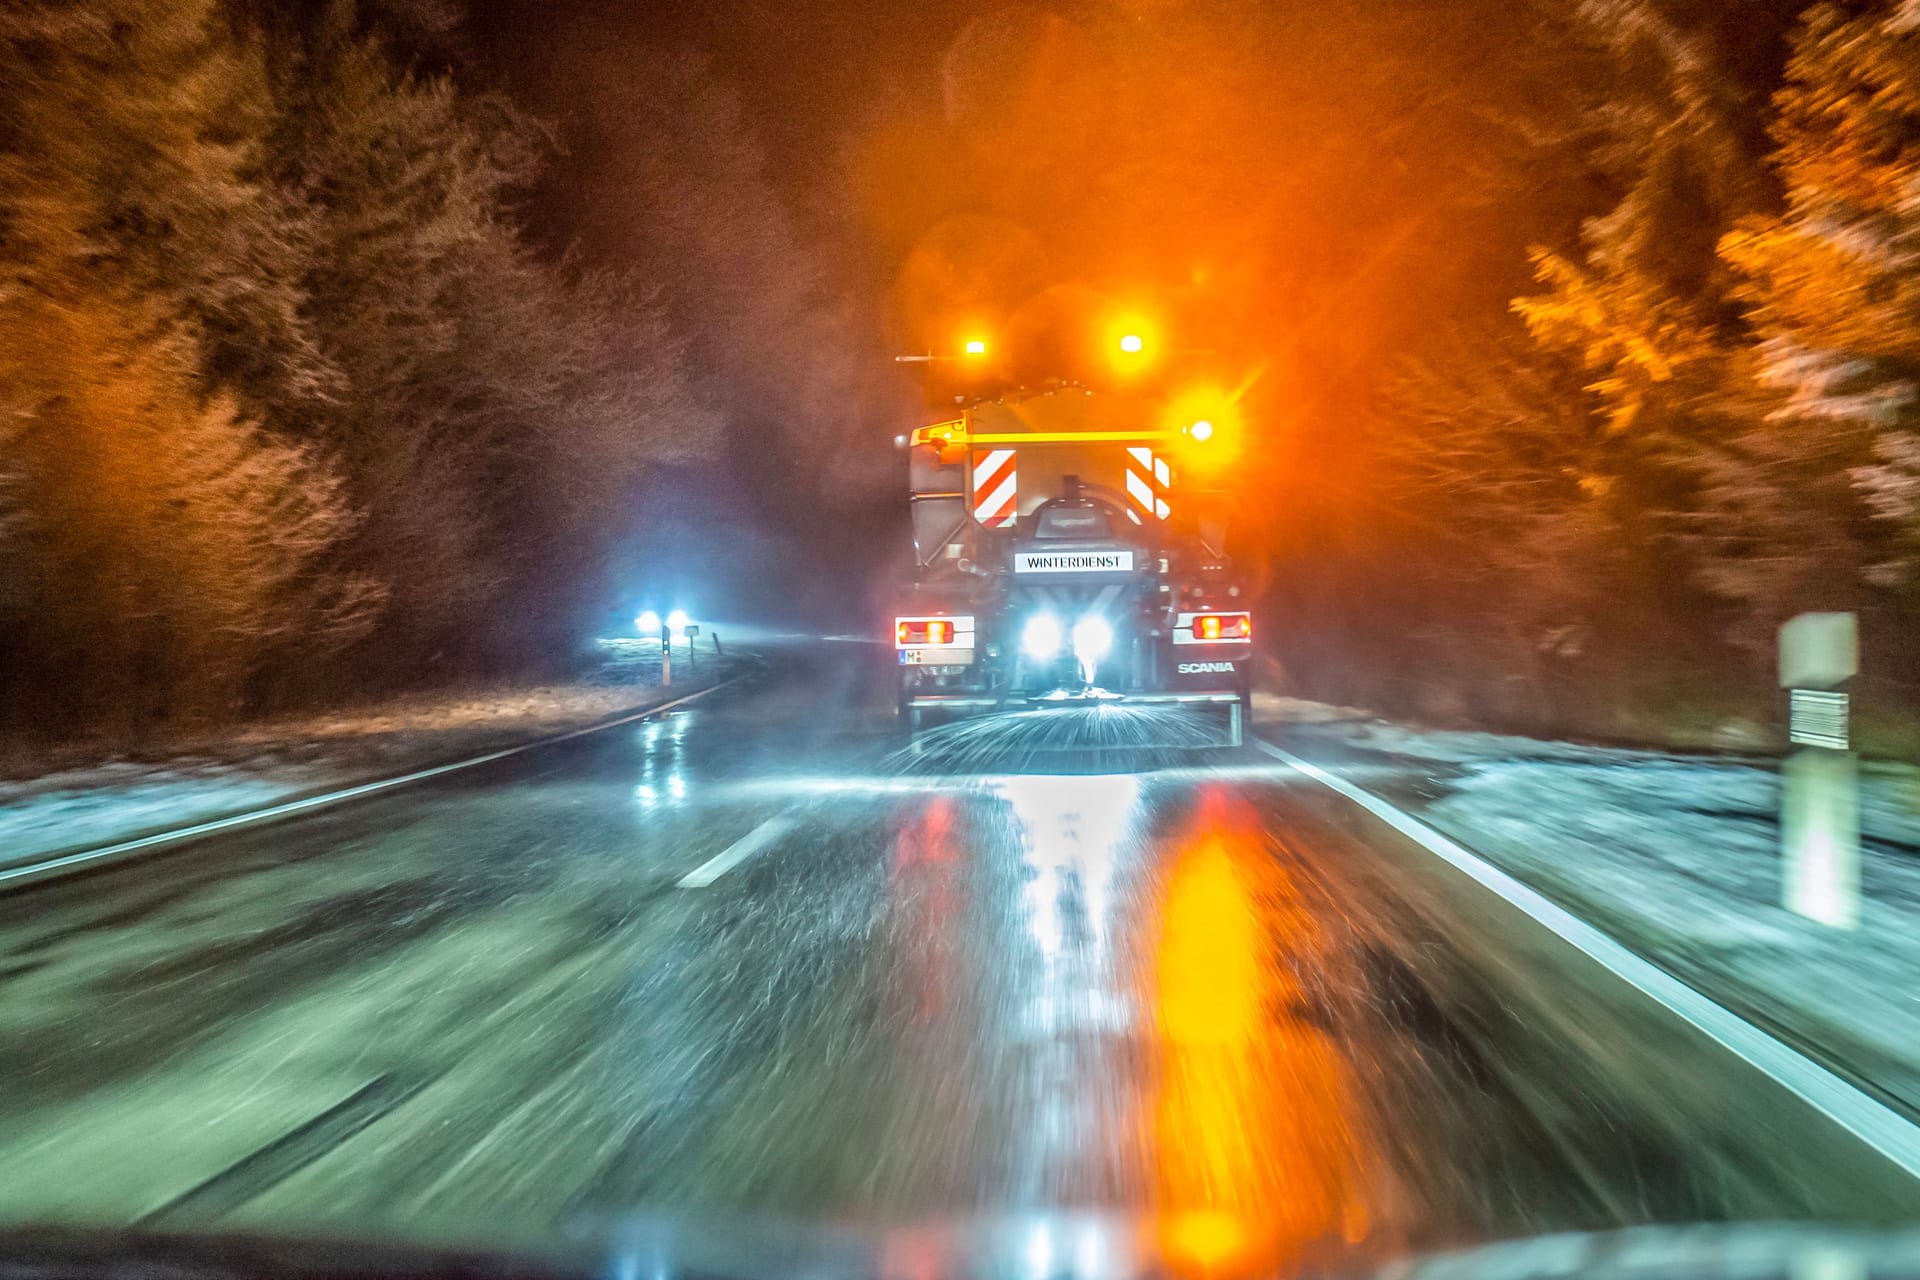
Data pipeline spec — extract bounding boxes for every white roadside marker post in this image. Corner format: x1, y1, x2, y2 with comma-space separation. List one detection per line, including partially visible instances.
1779, 612, 1860, 929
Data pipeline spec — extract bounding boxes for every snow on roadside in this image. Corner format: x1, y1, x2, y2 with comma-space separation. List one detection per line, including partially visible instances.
222, 681, 675, 762
0, 642, 708, 872
0, 764, 327, 871
1262, 701, 1920, 1117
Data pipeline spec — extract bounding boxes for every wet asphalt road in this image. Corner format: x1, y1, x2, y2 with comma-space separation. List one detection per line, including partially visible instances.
0, 644, 1898, 1269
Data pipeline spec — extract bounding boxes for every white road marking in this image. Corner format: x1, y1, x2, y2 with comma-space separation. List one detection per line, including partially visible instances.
678, 815, 798, 889
0, 679, 738, 890
1250, 736, 1920, 1181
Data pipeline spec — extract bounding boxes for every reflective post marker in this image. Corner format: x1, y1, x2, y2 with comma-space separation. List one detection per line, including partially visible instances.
1779, 612, 1859, 928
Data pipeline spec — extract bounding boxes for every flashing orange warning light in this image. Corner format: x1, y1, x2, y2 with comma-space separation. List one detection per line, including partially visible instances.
1164, 386, 1245, 476
963, 339, 988, 356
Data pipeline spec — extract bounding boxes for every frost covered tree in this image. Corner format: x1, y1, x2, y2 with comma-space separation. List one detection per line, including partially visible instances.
1718, 1, 1920, 607
260, 5, 714, 675
0, 0, 709, 731
260, 16, 530, 661
1513, 1, 1759, 436
0, 0, 371, 728
1359, 0, 1817, 722
1, 0, 338, 425
1503, 0, 1811, 655
1386, 333, 1623, 641
555, 43, 899, 501
0, 297, 371, 726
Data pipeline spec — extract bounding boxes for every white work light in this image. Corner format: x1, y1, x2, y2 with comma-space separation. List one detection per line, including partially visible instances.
1071, 615, 1113, 665
1022, 613, 1063, 661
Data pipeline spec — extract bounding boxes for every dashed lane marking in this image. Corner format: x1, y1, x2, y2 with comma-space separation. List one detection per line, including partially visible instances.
678, 815, 799, 889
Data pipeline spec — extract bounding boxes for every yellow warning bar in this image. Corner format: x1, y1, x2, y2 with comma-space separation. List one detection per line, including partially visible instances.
964, 430, 1185, 444
911, 424, 1184, 447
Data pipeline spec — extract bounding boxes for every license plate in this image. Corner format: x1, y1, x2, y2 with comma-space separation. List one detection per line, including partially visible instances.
900, 647, 975, 665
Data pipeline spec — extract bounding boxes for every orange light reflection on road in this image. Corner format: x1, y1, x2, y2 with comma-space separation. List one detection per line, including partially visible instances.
1149, 787, 1376, 1275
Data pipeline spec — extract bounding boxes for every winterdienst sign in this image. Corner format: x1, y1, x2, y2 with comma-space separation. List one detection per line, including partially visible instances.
1013, 551, 1134, 573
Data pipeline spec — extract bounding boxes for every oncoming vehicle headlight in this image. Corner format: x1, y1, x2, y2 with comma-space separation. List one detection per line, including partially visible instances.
1071, 615, 1113, 664
1022, 613, 1063, 661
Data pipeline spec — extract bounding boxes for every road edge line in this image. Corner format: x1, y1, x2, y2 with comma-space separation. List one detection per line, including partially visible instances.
0, 678, 739, 890
1250, 734, 1920, 1181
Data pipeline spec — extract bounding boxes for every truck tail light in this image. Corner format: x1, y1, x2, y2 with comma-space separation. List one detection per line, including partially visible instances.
896, 616, 968, 648
1195, 612, 1250, 642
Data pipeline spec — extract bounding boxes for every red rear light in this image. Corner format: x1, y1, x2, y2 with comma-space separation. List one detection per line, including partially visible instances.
895, 616, 970, 648
1192, 612, 1251, 642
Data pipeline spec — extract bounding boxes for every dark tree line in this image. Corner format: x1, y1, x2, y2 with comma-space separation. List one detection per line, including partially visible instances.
0, 0, 715, 735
